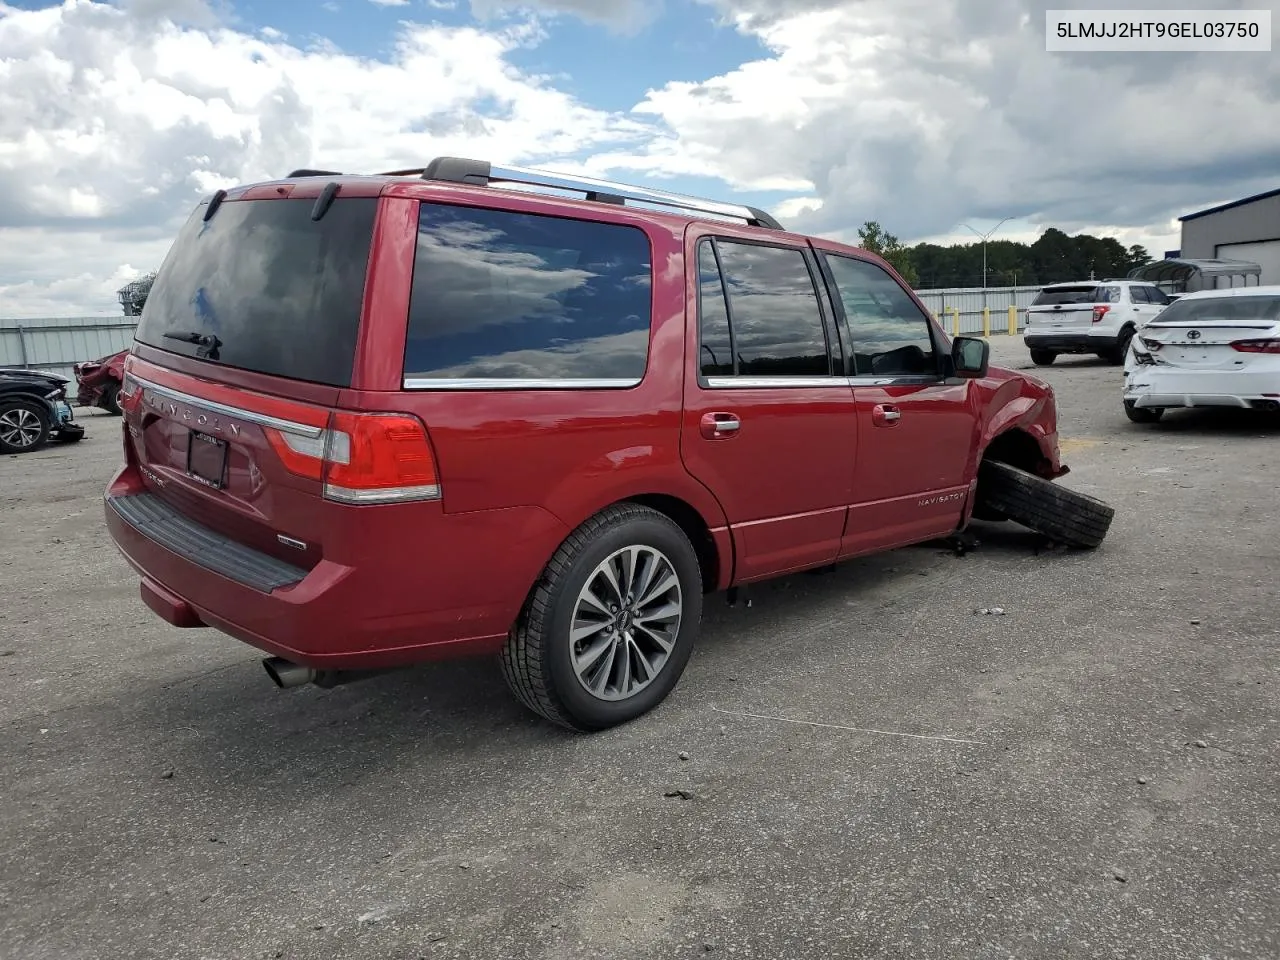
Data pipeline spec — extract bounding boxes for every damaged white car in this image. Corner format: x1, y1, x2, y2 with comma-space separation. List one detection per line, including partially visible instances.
1122, 286, 1280, 423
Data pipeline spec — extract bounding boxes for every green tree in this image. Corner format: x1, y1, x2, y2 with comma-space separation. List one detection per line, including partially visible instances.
857, 221, 919, 286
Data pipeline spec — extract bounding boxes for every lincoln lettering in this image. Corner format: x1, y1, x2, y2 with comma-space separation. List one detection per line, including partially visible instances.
143, 393, 241, 437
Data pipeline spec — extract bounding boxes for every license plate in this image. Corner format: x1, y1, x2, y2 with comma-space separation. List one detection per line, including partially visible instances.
187, 431, 229, 489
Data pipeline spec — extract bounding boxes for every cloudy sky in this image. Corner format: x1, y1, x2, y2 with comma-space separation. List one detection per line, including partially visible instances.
0, 0, 1277, 317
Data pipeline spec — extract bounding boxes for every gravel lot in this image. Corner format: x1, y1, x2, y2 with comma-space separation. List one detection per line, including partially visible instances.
2, 338, 1277, 960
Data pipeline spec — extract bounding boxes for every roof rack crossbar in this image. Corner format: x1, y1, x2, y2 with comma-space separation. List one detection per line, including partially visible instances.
384, 157, 783, 230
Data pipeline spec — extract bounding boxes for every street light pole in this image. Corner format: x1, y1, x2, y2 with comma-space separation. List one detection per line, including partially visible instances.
960, 217, 1015, 289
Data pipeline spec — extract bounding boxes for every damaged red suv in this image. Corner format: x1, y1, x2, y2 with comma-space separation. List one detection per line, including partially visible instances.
105, 157, 1110, 730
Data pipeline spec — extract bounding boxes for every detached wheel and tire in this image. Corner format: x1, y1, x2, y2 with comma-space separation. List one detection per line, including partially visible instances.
1029, 349, 1057, 367
1124, 400, 1164, 424
977, 460, 1115, 549
0, 400, 51, 454
501, 504, 703, 731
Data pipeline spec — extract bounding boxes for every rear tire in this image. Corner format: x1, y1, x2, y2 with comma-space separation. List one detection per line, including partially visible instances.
1029, 349, 1057, 366
1106, 329, 1134, 365
1124, 400, 1164, 424
0, 399, 51, 454
101, 383, 122, 416
501, 504, 703, 731
976, 460, 1115, 549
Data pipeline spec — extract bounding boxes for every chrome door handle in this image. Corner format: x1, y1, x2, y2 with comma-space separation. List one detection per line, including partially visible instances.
700, 412, 741, 439
882, 409, 901, 422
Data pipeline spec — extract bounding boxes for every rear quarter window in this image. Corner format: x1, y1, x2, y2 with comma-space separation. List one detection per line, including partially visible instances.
402, 203, 653, 387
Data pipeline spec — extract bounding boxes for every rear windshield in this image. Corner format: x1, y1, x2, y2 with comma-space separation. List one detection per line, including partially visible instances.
1032, 285, 1119, 305
136, 197, 377, 387
1152, 295, 1280, 325
403, 202, 653, 385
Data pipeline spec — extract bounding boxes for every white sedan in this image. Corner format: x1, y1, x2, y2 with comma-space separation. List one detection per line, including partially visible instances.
1122, 285, 1280, 423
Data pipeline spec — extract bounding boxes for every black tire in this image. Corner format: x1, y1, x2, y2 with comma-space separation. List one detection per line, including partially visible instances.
1029, 349, 1057, 366
0, 399, 51, 455
54, 425, 85, 444
500, 504, 704, 731
101, 383, 122, 416
1106, 328, 1134, 365
976, 460, 1115, 549
1124, 400, 1164, 424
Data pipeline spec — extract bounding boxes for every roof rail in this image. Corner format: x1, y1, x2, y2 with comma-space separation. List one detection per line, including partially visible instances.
288, 168, 343, 178
380, 156, 784, 230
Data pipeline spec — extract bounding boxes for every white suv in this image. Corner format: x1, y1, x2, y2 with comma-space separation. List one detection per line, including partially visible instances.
1023, 281, 1172, 366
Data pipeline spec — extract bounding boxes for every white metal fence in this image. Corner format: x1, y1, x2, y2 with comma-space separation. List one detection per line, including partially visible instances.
0, 316, 137, 385
914, 285, 1041, 336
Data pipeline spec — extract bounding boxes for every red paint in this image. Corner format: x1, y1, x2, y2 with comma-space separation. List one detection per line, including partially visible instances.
106, 174, 1066, 673
74, 348, 128, 409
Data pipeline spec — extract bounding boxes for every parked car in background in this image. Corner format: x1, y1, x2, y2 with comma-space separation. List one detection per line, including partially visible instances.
1122, 286, 1280, 423
1024, 280, 1172, 366
74, 349, 128, 414
0, 368, 84, 454
103, 157, 1112, 731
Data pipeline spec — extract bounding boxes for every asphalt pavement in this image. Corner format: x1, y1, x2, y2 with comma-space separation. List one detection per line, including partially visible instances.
1, 337, 1277, 960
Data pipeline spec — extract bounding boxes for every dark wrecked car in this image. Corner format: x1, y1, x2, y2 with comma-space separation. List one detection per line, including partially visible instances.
0, 367, 85, 454
74, 349, 128, 415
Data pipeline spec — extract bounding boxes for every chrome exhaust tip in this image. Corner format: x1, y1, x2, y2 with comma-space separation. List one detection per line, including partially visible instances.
262, 657, 316, 689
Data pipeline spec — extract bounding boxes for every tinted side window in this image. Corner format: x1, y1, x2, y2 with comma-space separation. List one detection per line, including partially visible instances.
824, 255, 937, 377
1129, 285, 1150, 303
1145, 286, 1169, 305
697, 241, 734, 377
713, 241, 831, 377
403, 204, 652, 384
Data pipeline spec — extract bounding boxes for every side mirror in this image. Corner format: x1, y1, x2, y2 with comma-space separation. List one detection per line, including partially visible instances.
952, 336, 989, 378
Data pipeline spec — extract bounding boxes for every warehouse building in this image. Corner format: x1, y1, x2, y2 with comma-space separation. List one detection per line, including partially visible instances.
1177, 186, 1280, 284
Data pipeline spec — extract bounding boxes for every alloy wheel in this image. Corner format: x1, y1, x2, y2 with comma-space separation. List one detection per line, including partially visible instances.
0, 407, 44, 450
569, 545, 683, 702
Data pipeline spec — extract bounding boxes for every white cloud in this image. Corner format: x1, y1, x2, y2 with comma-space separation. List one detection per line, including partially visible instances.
368, 0, 410, 7
0, 0, 643, 317
604, 0, 1280, 244
1, 0, 1275, 318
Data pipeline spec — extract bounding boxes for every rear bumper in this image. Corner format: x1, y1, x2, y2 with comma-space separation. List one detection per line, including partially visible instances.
104, 467, 570, 669
1124, 367, 1280, 409
1024, 332, 1116, 353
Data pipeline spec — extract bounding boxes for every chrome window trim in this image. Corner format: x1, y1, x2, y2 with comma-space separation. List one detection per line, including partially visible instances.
130, 376, 323, 438
401, 377, 642, 391
703, 375, 942, 389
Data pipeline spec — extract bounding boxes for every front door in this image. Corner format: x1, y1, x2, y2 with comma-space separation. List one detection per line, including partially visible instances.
815, 249, 979, 556
680, 231, 857, 583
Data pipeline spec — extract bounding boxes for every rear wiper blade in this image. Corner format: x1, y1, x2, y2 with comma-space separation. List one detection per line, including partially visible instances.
162, 330, 222, 359
163, 330, 220, 347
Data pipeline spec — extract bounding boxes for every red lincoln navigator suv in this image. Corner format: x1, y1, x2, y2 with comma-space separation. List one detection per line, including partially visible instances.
105, 157, 1110, 731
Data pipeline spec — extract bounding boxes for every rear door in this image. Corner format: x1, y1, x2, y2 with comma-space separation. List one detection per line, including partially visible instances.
122, 188, 380, 567
680, 230, 856, 582
1139, 293, 1280, 371
815, 249, 979, 555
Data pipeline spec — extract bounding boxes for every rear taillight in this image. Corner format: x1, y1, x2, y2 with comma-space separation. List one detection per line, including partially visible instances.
1092, 305, 1111, 323
267, 412, 441, 504
1230, 338, 1280, 354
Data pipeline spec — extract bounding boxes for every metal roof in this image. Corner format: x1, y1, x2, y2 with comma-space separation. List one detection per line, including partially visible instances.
1128, 258, 1262, 282
1178, 186, 1280, 222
